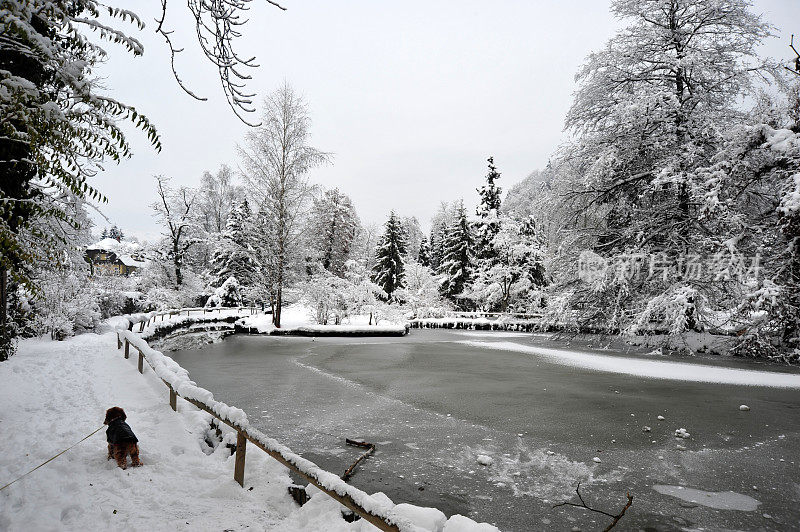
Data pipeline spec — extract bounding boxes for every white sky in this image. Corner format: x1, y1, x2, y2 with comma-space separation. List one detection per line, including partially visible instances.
92, 0, 800, 241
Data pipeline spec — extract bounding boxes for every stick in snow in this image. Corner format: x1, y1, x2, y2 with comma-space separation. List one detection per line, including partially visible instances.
341, 439, 376, 481
552, 482, 633, 532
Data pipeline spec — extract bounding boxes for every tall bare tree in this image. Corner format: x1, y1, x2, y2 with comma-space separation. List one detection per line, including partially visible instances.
238, 83, 331, 327
151, 176, 199, 288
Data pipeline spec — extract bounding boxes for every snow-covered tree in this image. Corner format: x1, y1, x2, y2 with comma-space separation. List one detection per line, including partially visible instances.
208, 199, 259, 302
239, 83, 331, 327
371, 211, 407, 300
151, 176, 200, 288
468, 216, 547, 312
307, 188, 360, 277
205, 276, 243, 308
438, 201, 474, 307
108, 226, 124, 242
396, 261, 446, 317
555, 0, 775, 335
418, 236, 431, 267
474, 157, 502, 261
428, 202, 451, 271
401, 216, 424, 262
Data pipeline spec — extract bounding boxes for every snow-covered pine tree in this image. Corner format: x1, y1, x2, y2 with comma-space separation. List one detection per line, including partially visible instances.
428, 202, 450, 271
307, 188, 360, 277
469, 216, 547, 312
205, 276, 243, 308
101, 228, 109, 239
418, 236, 431, 267
109, 226, 124, 242
474, 157, 502, 261
371, 211, 407, 300
208, 199, 259, 299
438, 201, 474, 307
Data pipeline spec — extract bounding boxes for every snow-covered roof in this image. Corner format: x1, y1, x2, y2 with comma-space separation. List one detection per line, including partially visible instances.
118, 254, 147, 268
87, 237, 141, 254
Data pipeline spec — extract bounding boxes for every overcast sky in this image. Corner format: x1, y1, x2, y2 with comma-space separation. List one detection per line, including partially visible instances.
93, 0, 800, 241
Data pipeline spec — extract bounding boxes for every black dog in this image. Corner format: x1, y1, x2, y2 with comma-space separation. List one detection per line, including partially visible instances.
104, 406, 142, 469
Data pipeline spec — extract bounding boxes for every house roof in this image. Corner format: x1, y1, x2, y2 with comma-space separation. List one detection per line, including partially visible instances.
87, 238, 141, 255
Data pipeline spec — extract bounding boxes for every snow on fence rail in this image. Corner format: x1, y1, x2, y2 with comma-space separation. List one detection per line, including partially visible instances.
410, 317, 539, 332
113, 313, 416, 532
118, 306, 259, 332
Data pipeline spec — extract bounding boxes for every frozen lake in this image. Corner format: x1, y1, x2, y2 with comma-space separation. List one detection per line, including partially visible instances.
165, 330, 800, 531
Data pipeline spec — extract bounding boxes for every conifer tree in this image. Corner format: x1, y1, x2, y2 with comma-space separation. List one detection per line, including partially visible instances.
371, 211, 406, 300
208, 199, 259, 297
438, 201, 474, 306
474, 157, 502, 261
418, 236, 431, 267
307, 188, 360, 277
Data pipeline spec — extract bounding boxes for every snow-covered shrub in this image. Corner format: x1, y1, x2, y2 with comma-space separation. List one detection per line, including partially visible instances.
30, 269, 101, 340
299, 271, 349, 324
205, 276, 243, 308
626, 286, 706, 336
395, 261, 449, 318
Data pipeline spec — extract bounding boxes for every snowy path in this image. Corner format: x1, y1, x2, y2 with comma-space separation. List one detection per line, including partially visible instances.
0, 331, 297, 531
460, 340, 800, 388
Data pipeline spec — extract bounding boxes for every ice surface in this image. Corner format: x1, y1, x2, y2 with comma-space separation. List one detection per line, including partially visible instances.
653, 485, 760, 511
462, 341, 800, 388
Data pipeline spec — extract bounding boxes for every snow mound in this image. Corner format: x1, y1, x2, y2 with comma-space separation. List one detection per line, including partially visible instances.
674, 428, 691, 439
476, 455, 493, 466
390, 504, 447, 531
443, 514, 500, 532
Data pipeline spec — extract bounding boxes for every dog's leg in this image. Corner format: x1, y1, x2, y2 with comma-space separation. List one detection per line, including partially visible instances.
113, 444, 128, 469
130, 443, 142, 467
107, 443, 114, 460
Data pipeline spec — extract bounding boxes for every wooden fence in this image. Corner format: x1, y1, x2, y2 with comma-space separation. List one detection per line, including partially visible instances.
114, 315, 408, 532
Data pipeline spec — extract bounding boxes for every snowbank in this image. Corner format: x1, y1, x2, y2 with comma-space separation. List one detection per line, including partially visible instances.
236, 306, 409, 337
463, 340, 800, 388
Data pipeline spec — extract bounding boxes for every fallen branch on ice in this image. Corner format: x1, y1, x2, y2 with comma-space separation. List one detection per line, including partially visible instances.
341, 439, 376, 481
553, 482, 633, 532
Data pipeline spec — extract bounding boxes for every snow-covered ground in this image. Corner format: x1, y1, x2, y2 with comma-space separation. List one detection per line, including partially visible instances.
237, 304, 408, 336
462, 340, 800, 388
0, 323, 496, 531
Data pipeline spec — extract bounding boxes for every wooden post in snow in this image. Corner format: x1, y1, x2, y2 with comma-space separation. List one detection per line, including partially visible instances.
234, 431, 247, 486
124, 339, 130, 359
138, 350, 144, 374
169, 388, 177, 411
116, 334, 121, 349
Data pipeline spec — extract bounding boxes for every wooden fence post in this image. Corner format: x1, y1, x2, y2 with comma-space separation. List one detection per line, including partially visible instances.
124, 339, 130, 359
234, 431, 247, 487
169, 388, 177, 411
116, 334, 121, 349
138, 350, 144, 374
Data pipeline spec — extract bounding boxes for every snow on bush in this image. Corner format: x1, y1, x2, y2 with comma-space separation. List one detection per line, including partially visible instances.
205, 276, 243, 308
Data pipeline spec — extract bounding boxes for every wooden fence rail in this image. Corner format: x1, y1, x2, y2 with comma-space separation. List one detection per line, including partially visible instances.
114, 319, 406, 532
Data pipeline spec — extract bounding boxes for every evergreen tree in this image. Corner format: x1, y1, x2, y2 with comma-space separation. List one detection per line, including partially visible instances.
428, 202, 450, 271
474, 157, 502, 261
208, 199, 259, 299
109, 225, 124, 242
307, 188, 360, 277
418, 236, 431, 267
371, 211, 406, 300
100, 228, 108, 239
438, 201, 474, 306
